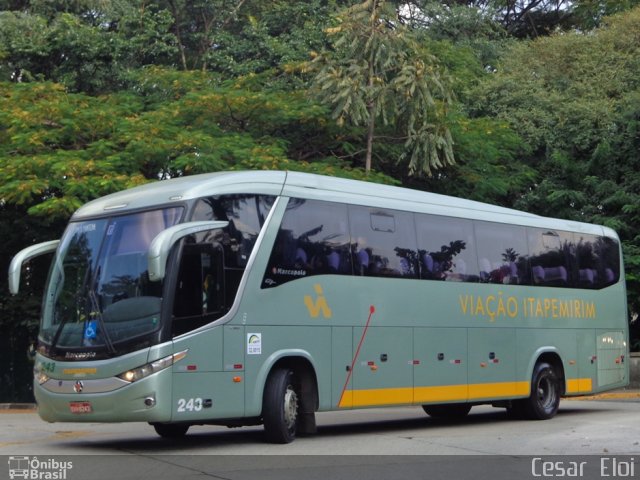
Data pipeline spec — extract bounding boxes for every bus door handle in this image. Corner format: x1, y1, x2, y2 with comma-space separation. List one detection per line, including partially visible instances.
380, 353, 388, 362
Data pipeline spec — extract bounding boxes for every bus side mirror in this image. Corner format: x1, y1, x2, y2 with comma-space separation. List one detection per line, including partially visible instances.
8, 240, 60, 295
147, 220, 228, 282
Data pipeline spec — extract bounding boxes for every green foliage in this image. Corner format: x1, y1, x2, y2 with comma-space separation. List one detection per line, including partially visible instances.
311, 0, 456, 175
410, 115, 534, 207
0, 82, 147, 216
475, 5, 640, 328
572, 0, 640, 29
0, 72, 398, 221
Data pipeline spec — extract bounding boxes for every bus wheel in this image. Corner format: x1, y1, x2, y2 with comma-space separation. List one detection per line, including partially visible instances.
152, 423, 189, 438
523, 362, 561, 420
263, 368, 300, 444
422, 403, 472, 419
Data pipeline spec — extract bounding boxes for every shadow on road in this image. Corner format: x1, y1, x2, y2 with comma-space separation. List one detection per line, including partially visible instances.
62, 404, 612, 453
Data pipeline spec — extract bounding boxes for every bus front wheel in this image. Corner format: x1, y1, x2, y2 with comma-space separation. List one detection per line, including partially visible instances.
518, 361, 561, 420
262, 368, 300, 444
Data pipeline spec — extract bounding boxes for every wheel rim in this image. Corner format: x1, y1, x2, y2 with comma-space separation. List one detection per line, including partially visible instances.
536, 374, 557, 411
283, 384, 299, 432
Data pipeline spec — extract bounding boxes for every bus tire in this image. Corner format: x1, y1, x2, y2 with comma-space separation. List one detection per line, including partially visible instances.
522, 361, 561, 420
152, 423, 189, 438
262, 368, 300, 444
422, 403, 472, 419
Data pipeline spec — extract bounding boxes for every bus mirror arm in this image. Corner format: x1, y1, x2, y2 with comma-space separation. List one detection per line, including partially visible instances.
8, 240, 60, 295
147, 220, 229, 282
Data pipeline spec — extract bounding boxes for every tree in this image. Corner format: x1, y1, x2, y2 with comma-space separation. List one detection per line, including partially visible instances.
472, 6, 640, 344
311, 0, 455, 175
0, 3, 179, 93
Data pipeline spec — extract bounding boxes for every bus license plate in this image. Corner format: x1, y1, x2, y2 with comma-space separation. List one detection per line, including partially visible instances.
69, 401, 92, 414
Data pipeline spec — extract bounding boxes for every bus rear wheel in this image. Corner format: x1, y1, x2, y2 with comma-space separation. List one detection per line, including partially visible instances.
152, 423, 190, 438
263, 368, 300, 444
520, 361, 561, 420
422, 403, 472, 419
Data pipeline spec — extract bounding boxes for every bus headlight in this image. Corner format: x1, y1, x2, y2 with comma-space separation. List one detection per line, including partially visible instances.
117, 350, 188, 383
34, 368, 50, 385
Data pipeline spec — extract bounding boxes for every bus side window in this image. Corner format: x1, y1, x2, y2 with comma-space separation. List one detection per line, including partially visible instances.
262, 199, 351, 288
349, 206, 418, 279
576, 234, 620, 289
475, 221, 530, 285
415, 214, 478, 282
192, 194, 275, 268
597, 237, 620, 288
528, 229, 577, 288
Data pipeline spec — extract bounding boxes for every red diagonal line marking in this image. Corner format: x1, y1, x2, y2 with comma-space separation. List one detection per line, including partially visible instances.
338, 305, 375, 407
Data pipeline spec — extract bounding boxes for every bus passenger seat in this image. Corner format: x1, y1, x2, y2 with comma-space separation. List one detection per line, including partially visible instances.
422, 253, 434, 278
479, 258, 491, 281
326, 250, 340, 272
604, 268, 615, 283
294, 247, 308, 268
579, 268, 595, 285
356, 249, 370, 275
532, 265, 545, 284
543, 266, 567, 285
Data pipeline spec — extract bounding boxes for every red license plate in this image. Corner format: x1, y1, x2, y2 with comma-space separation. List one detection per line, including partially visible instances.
69, 401, 92, 414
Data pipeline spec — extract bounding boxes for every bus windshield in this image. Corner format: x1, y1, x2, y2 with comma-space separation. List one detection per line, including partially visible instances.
40, 207, 183, 356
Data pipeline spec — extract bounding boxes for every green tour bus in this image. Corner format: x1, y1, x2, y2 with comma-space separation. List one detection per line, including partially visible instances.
9, 171, 629, 443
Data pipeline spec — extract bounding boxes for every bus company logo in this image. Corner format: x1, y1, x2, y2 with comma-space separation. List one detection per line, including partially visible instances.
64, 351, 96, 360
8, 456, 73, 479
304, 284, 332, 319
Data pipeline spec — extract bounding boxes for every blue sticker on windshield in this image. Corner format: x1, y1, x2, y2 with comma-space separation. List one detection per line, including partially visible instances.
84, 321, 98, 340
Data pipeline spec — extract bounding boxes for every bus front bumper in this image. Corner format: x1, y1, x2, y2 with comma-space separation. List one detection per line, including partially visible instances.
34, 368, 173, 423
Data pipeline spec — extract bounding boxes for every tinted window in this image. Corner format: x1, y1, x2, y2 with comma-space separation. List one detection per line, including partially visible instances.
349, 206, 418, 278
263, 199, 351, 288
575, 233, 620, 289
192, 194, 275, 268
415, 214, 479, 282
171, 194, 275, 335
172, 243, 225, 336
475, 221, 530, 285
528, 229, 576, 287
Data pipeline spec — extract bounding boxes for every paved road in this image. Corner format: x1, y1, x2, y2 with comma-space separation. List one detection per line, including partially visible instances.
1, 397, 639, 480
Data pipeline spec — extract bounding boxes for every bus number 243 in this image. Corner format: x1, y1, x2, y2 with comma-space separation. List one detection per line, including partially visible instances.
177, 398, 203, 412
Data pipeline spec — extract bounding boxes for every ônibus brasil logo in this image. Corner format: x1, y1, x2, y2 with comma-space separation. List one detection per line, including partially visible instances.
8, 456, 73, 479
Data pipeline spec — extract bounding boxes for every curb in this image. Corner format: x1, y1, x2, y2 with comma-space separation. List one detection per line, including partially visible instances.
0, 403, 36, 411
565, 390, 640, 401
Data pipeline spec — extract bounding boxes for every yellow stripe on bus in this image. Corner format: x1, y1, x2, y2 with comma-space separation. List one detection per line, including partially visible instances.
414, 384, 468, 404
566, 378, 593, 393
338, 379, 593, 408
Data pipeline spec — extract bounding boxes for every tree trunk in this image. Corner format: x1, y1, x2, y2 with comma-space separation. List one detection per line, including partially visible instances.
167, 0, 188, 70
365, 103, 375, 173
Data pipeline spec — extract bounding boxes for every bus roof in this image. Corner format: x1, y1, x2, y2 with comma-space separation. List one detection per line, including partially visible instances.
71, 170, 616, 239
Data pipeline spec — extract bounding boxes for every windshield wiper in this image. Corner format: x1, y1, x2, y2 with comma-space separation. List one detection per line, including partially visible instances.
50, 262, 92, 353
88, 287, 115, 354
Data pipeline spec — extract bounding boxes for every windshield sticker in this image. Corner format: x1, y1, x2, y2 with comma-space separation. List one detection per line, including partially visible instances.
77, 223, 97, 233
84, 320, 98, 339
106, 224, 115, 236
247, 333, 262, 355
